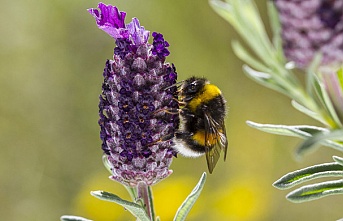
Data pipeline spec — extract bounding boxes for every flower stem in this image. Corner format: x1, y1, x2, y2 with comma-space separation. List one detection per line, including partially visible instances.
137, 181, 155, 221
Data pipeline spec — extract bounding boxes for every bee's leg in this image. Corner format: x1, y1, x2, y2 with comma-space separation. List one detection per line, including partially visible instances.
147, 133, 175, 147
153, 108, 180, 115
175, 131, 193, 139
160, 133, 174, 142
150, 131, 193, 146
173, 97, 186, 106
179, 108, 195, 118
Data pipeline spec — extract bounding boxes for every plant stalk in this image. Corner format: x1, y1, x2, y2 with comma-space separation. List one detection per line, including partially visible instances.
137, 181, 155, 221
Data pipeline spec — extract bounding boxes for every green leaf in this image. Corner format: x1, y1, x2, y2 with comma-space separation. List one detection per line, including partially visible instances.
333, 156, 343, 166
306, 54, 322, 97
102, 155, 112, 174
232, 41, 271, 73
312, 73, 342, 128
124, 185, 138, 203
173, 172, 207, 221
273, 162, 343, 190
266, 0, 285, 63
91, 191, 150, 221
286, 179, 343, 203
307, 53, 322, 74
247, 121, 343, 156
296, 130, 343, 158
60, 215, 92, 221
291, 100, 327, 126
209, 0, 278, 69
246, 121, 327, 138
243, 65, 288, 95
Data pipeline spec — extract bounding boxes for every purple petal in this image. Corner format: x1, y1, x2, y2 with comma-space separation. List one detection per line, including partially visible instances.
88, 3, 128, 39
127, 18, 150, 46
151, 32, 170, 59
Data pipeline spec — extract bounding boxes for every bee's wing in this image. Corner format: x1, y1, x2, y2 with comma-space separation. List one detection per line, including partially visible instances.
204, 111, 228, 174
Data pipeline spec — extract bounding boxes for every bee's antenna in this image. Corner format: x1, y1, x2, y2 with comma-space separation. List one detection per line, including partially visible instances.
163, 80, 184, 91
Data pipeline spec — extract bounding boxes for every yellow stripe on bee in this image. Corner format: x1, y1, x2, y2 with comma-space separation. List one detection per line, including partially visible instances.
188, 84, 221, 112
192, 130, 219, 146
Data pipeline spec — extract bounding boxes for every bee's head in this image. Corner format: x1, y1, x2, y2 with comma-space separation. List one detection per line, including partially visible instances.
181, 77, 208, 101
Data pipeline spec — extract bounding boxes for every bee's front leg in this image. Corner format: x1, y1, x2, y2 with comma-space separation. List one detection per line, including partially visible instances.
175, 131, 193, 139
179, 108, 195, 118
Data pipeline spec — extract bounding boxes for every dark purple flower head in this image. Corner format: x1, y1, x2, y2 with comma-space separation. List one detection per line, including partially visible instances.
89, 3, 179, 186
274, 0, 343, 69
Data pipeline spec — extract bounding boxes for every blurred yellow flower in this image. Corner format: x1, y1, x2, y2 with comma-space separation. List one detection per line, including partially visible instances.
152, 175, 199, 220
211, 176, 271, 221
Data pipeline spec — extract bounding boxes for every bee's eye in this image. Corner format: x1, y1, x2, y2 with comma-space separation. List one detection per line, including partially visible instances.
187, 82, 197, 93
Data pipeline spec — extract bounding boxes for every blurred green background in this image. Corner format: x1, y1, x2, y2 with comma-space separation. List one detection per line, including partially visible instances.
1, 0, 343, 220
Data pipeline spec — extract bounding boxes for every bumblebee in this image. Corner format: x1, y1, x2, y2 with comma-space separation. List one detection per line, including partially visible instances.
173, 77, 228, 174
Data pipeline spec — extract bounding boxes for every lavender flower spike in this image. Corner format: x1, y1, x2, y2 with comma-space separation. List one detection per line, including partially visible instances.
274, 0, 343, 69
89, 3, 179, 186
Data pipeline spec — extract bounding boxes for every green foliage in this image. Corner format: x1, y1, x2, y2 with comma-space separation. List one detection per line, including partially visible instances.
286, 179, 343, 203
211, 0, 343, 207
296, 130, 343, 157
91, 191, 151, 221
63, 173, 207, 221
333, 156, 343, 166
61, 215, 92, 221
173, 173, 207, 221
273, 162, 343, 189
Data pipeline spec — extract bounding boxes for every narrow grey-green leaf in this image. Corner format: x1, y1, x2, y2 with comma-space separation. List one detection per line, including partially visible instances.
232, 41, 270, 73
267, 0, 285, 63
247, 121, 343, 155
91, 191, 150, 221
124, 185, 137, 203
209, 0, 234, 26
102, 155, 112, 174
291, 100, 327, 125
173, 172, 207, 221
312, 73, 343, 128
243, 64, 271, 80
246, 121, 327, 138
60, 215, 92, 221
243, 65, 288, 95
210, 0, 279, 69
333, 156, 343, 166
296, 130, 343, 158
307, 53, 322, 74
286, 179, 343, 203
321, 140, 343, 152
273, 162, 343, 190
